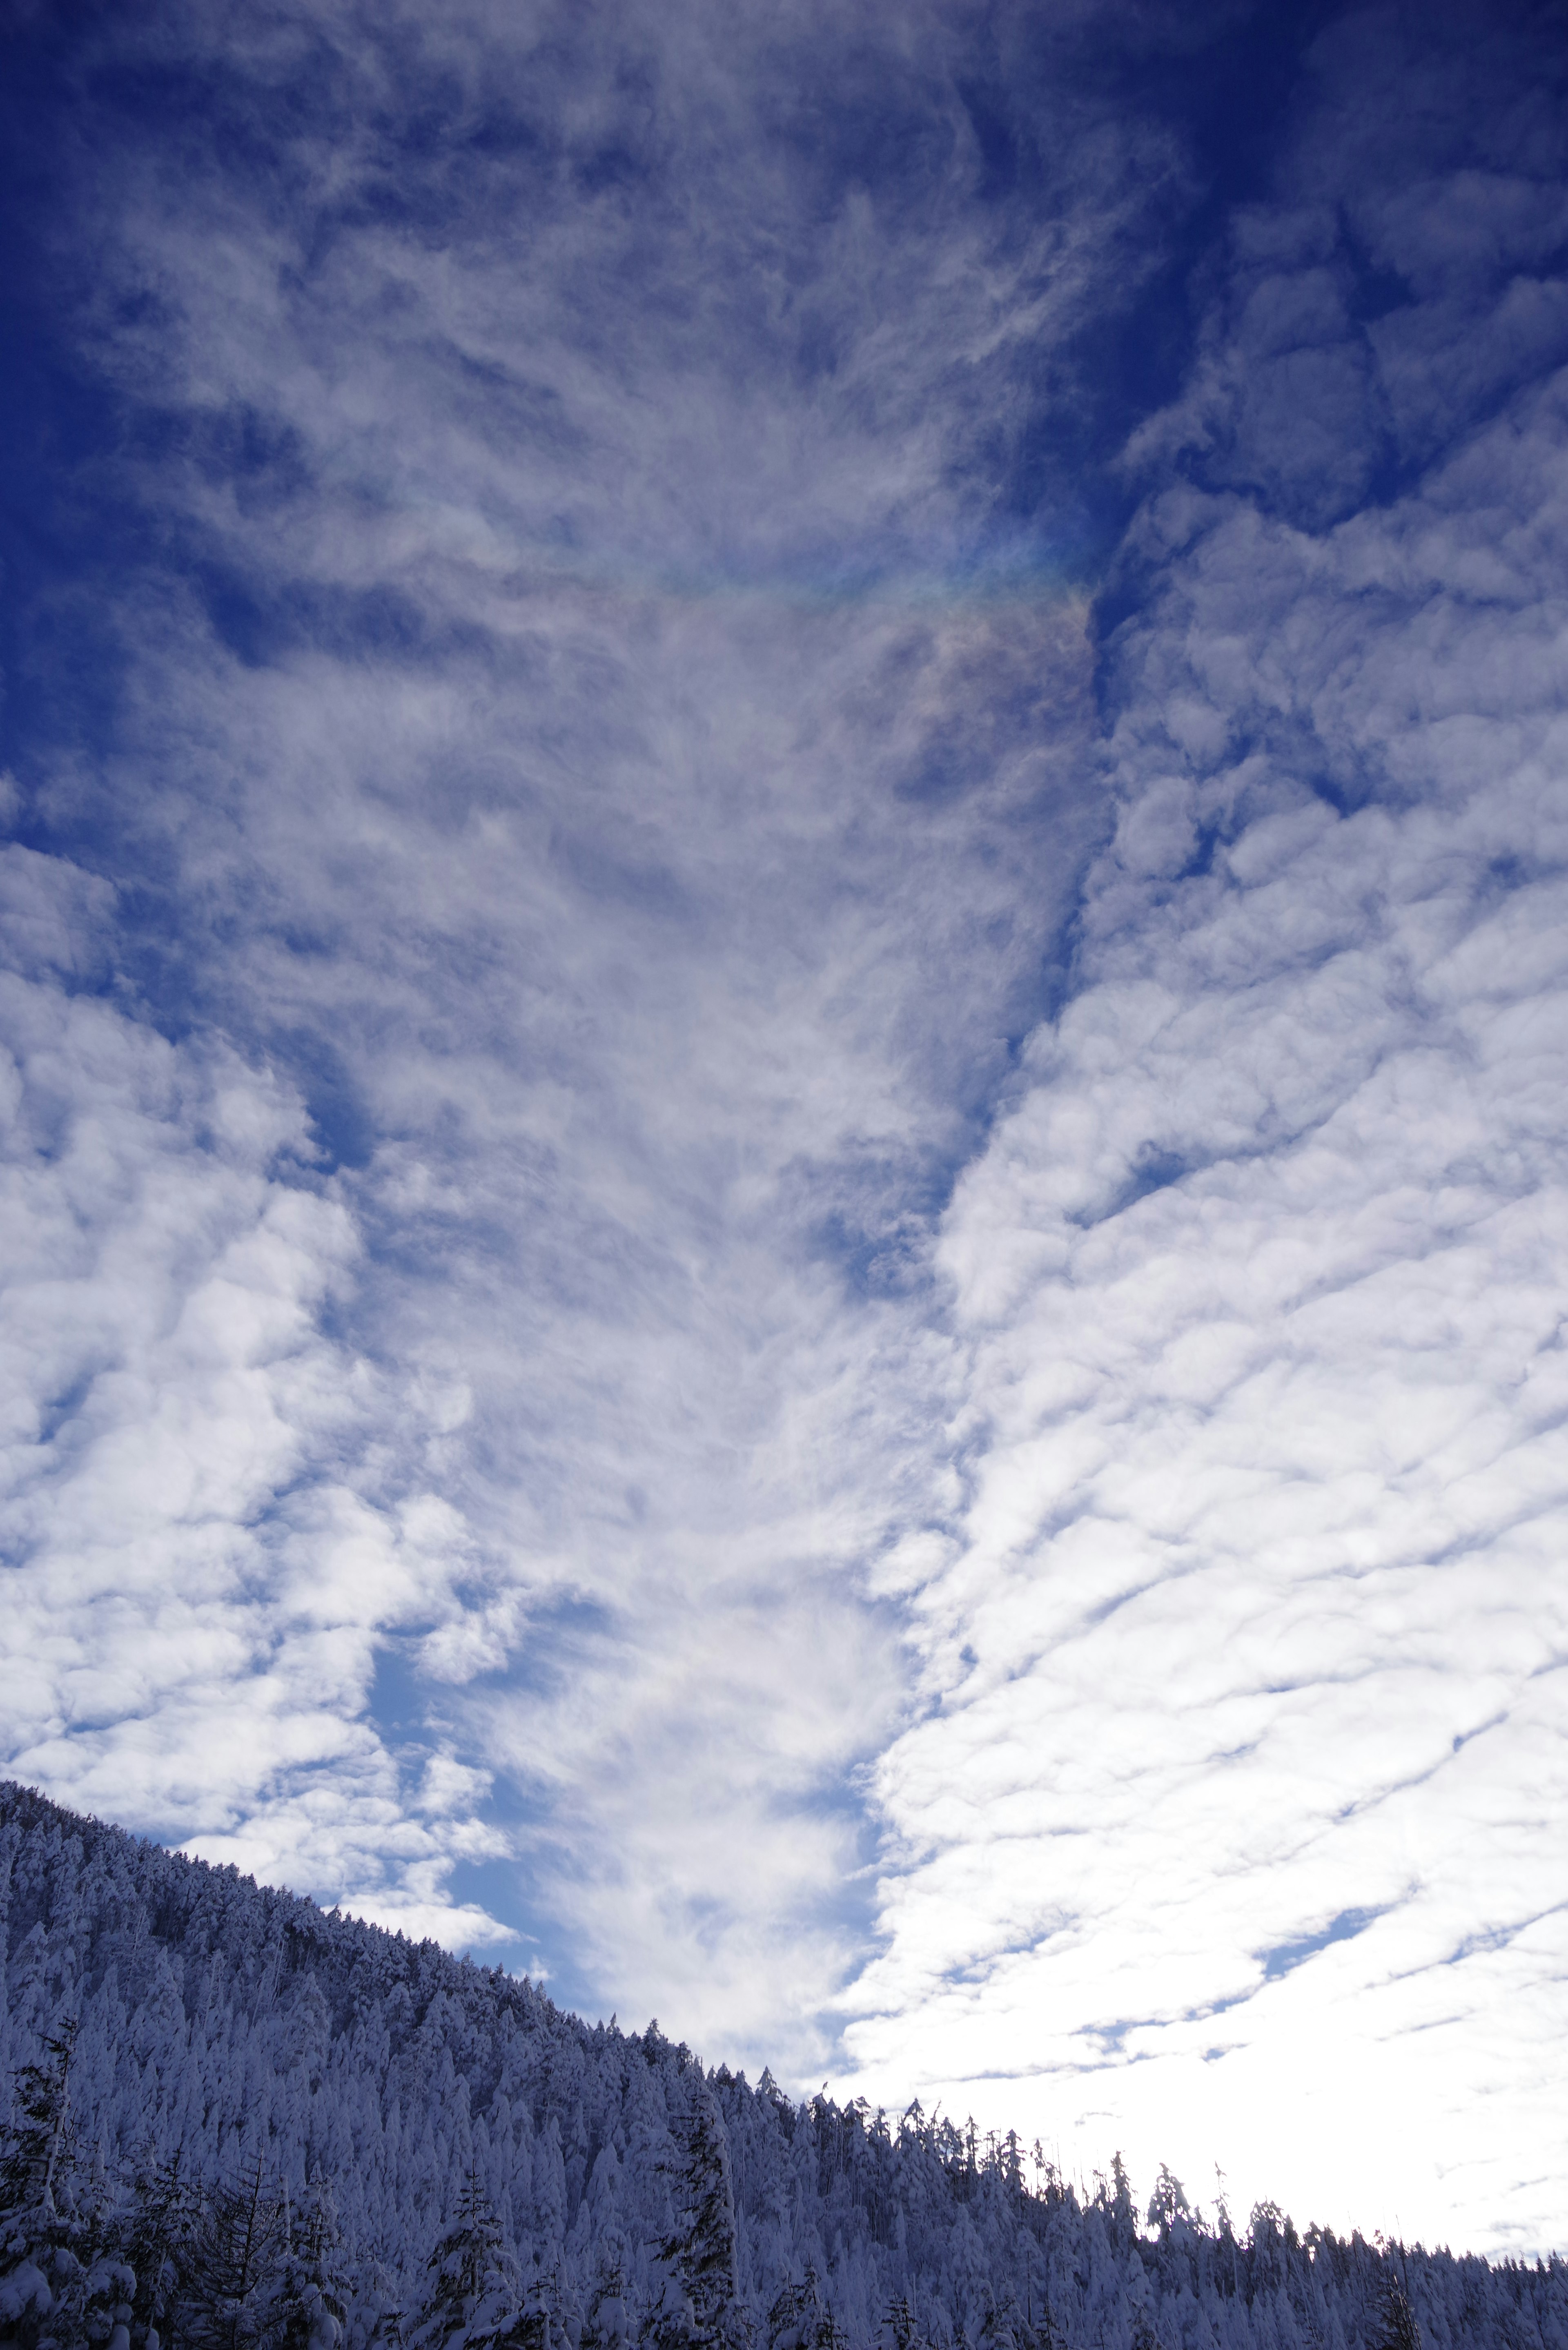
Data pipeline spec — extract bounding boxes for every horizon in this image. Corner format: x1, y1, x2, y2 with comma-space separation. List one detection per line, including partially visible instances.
0, 1774, 1518, 2260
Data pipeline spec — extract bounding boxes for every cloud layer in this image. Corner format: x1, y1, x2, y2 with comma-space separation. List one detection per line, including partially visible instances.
2, 0, 1566, 2256
4, 0, 1156, 2048
845, 9, 1568, 2254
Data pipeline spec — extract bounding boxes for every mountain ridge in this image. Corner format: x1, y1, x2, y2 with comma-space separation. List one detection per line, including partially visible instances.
1, 1780, 1561, 2350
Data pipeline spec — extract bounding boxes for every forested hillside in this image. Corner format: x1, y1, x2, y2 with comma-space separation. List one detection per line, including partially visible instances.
1, 1784, 1561, 2350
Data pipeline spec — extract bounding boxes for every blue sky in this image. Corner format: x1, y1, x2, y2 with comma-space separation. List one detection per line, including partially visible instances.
3, 0, 1568, 2259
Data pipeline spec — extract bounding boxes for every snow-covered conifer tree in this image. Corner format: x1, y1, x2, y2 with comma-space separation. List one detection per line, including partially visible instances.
270, 2169, 348, 2350
580, 2244, 629, 2350
0, 2021, 83, 2347
1144, 2170, 1189, 2238
180, 2157, 288, 2350
1374, 2269, 1422, 2350
0, 2020, 136, 2350
122, 2149, 198, 2350
651, 2094, 750, 2350
408, 2169, 532, 2350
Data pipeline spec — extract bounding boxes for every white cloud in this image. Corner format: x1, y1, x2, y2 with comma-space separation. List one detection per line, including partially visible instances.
4, 0, 1566, 2255
0, 845, 505, 1945
7, 0, 1177, 2076
837, 31, 1568, 2252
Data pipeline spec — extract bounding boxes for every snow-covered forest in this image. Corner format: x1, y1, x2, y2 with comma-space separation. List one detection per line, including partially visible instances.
1, 1784, 1561, 2350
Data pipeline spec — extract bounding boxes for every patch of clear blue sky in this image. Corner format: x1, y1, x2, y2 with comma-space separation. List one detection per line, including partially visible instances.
367, 1640, 600, 2005
1258, 1907, 1390, 1982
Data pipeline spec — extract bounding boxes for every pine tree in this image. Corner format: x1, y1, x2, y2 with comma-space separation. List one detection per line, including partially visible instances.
878, 2296, 920, 2350
122, 2147, 200, 2350
271, 2170, 349, 2350
652, 2096, 748, 2350
766, 2272, 840, 2350
0, 2022, 78, 2218
767, 2275, 815, 2350
407, 2169, 528, 2350
1031, 2298, 1065, 2350
0, 2020, 109, 2350
1145, 2168, 1189, 2236
1374, 2271, 1422, 2350
977, 2291, 1038, 2350
513, 2257, 577, 2350
347, 2257, 406, 2350
180, 2157, 288, 2350
581, 2247, 630, 2350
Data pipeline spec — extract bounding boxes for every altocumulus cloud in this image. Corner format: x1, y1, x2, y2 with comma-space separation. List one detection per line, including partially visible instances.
0, 836, 508, 1946
842, 6, 1568, 2259
1, 0, 1159, 2048
1, 0, 1566, 2259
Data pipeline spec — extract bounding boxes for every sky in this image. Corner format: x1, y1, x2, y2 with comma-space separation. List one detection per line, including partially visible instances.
2, 0, 1567, 2262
